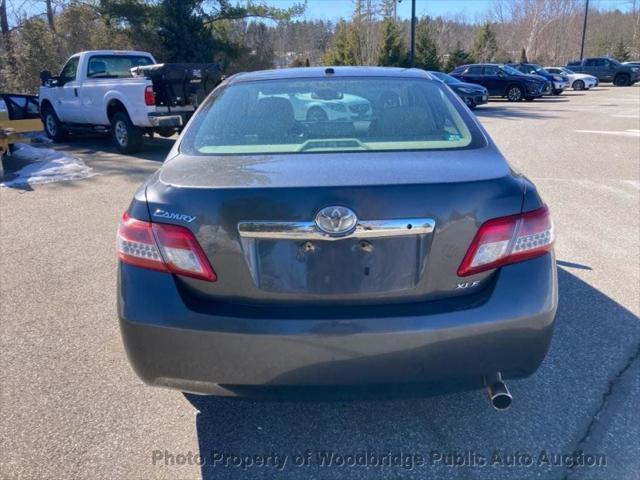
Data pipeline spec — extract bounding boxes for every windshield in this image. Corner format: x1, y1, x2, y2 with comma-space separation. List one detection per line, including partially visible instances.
86, 55, 154, 79
562, 68, 574, 74
532, 64, 548, 74
180, 77, 482, 155
501, 65, 523, 76
430, 72, 460, 84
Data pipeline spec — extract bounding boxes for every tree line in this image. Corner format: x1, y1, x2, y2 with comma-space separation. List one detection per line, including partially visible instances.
1, 0, 639, 94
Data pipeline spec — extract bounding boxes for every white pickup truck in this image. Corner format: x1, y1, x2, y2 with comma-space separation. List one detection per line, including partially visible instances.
39, 50, 221, 153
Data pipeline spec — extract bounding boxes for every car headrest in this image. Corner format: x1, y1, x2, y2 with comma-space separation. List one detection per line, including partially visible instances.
253, 97, 296, 138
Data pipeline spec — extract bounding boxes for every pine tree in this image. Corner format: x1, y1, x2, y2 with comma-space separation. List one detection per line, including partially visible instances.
414, 20, 440, 71
444, 44, 473, 72
377, 17, 405, 66
612, 39, 630, 62
323, 20, 358, 65
472, 22, 498, 62
520, 48, 528, 63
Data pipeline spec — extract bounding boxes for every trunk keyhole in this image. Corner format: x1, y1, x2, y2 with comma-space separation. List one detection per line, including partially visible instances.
358, 240, 374, 253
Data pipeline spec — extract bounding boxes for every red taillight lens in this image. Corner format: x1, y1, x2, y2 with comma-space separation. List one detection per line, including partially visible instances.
117, 213, 216, 281
457, 206, 554, 277
144, 85, 155, 106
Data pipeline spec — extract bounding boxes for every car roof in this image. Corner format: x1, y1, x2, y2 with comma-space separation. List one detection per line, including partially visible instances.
225, 67, 435, 84
72, 50, 154, 57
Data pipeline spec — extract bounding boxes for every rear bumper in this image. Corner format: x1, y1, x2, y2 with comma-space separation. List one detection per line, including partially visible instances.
118, 254, 558, 395
147, 113, 184, 128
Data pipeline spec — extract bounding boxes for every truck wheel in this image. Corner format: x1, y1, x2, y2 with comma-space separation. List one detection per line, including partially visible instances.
156, 128, 176, 138
111, 111, 143, 154
613, 74, 630, 86
506, 86, 524, 102
572, 80, 585, 90
42, 106, 68, 142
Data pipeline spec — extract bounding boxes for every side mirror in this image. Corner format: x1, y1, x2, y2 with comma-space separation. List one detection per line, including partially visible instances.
40, 70, 51, 85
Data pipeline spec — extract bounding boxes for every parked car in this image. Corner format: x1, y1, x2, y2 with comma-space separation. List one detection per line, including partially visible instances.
623, 61, 640, 67
566, 57, 639, 86
117, 67, 557, 410
450, 64, 549, 102
38, 50, 221, 153
264, 91, 372, 122
507, 63, 570, 95
545, 67, 598, 90
428, 71, 489, 109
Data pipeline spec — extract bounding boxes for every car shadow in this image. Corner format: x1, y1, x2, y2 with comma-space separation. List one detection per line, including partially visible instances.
54, 133, 174, 163
184, 266, 639, 480
474, 106, 557, 120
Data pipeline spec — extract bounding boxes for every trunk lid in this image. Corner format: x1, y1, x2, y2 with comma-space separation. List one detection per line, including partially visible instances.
146, 149, 523, 305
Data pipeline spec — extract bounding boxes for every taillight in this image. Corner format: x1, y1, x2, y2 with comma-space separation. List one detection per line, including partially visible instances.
117, 213, 216, 281
144, 86, 155, 106
457, 206, 554, 277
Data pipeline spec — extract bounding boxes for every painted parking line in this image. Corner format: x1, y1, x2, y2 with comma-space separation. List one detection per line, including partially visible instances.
575, 129, 640, 138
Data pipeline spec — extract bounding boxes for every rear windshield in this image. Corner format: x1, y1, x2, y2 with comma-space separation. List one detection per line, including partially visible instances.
180, 77, 485, 155
87, 55, 154, 79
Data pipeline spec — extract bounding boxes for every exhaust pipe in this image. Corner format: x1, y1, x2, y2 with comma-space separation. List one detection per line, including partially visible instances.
484, 372, 512, 410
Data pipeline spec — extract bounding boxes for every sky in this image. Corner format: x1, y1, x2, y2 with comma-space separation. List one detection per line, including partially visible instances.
272, 0, 636, 23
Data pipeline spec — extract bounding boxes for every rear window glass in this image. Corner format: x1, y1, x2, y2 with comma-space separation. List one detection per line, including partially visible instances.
87, 55, 154, 79
181, 77, 484, 155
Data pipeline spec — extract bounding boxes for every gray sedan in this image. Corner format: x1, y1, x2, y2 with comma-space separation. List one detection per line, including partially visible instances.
117, 67, 557, 410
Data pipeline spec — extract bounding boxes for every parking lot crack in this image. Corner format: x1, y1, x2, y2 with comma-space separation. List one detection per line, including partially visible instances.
562, 342, 640, 480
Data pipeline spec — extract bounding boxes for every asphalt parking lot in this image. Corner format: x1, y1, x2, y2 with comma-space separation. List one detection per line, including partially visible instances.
1, 86, 639, 480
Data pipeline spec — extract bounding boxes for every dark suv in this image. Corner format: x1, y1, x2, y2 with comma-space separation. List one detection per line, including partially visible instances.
507, 63, 570, 95
450, 64, 549, 102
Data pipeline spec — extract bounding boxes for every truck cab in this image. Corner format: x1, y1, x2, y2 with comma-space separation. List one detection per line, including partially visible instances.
39, 51, 221, 153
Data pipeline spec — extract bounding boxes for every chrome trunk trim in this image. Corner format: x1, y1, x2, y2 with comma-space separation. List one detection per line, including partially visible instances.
238, 218, 435, 241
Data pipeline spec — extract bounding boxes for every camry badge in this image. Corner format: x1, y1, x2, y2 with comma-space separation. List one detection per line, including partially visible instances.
315, 206, 358, 236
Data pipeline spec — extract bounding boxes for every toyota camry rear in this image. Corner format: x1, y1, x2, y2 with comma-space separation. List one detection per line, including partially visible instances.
117, 67, 557, 408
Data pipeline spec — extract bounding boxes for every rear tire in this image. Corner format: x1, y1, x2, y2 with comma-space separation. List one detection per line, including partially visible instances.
111, 111, 143, 154
552, 89, 563, 96
156, 128, 176, 138
572, 80, 585, 90
506, 85, 524, 102
524, 97, 535, 102
613, 74, 630, 86
42, 106, 68, 142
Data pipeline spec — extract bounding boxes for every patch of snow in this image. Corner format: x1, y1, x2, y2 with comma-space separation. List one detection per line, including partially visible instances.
22, 131, 53, 144
1, 143, 94, 188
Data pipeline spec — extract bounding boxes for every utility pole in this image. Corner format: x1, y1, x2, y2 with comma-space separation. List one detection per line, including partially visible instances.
410, 0, 416, 67
398, 0, 417, 67
579, 0, 589, 60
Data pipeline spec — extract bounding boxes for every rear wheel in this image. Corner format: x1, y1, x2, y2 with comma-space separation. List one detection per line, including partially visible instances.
111, 111, 143, 154
552, 89, 563, 96
572, 79, 585, 90
156, 128, 176, 138
506, 85, 524, 102
42, 106, 68, 142
613, 74, 630, 86
524, 97, 535, 102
